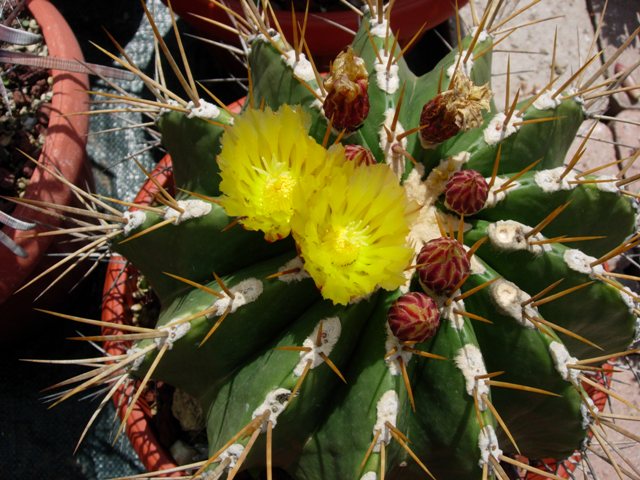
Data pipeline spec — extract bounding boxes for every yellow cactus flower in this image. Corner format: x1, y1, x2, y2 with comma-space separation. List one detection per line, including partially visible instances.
291, 162, 417, 305
218, 106, 343, 242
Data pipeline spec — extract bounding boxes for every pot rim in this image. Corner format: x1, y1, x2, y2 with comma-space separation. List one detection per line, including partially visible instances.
164, 0, 469, 61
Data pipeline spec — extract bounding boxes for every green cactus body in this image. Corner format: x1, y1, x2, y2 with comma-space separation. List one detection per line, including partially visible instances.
38, 2, 640, 479
133, 253, 320, 394
474, 170, 636, 256
114, 202, 294, 302
464, 220, 636, 358
395, 314, 497, 480
206, 295, 379, 471
461, 260, 587, 457
158, 109, 233, 197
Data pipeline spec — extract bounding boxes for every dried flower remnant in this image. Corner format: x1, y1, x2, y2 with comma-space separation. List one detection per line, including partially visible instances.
419, 73, 491, 148
323, 47, 370, 132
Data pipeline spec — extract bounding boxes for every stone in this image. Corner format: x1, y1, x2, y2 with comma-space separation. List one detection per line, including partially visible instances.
589, 0, 640, 111
566, 121, 619, 176
459, 0, 603, 111
611, 109, 640, 191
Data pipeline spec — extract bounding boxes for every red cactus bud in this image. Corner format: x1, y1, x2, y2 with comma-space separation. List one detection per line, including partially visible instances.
344, 145, 376, 166
387, 292, 441, 343
323, 48, 370, 132
419, 74, 491, 148
444, 169, 489, 215
416, 237, 470, 295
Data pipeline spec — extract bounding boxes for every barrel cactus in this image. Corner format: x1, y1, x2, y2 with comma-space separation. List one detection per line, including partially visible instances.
25, 0, 640, 479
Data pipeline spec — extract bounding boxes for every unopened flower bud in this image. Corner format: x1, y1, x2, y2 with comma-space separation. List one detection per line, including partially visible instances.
344, 145, 376, 166
444, 169, 489, 215
416, 237, 470, 295
419, 74, 491, 148
387, 292, 440, 342
323, 47, 369, 132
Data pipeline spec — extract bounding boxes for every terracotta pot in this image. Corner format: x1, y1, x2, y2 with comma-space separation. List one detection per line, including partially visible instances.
166, 0, 468, 66
102, 155, 179, 474
0, 0, 90, 326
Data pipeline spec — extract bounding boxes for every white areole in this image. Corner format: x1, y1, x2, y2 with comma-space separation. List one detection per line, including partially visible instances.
487, 220, 549, 254
276, 256, 310, 283
384, 324, 413, 375
563, 249, 605, 277
372, 390, 399, 452
379, 108, 407, 178
186, 99, 221, 120
446, 50, 474, 77
123, 210, 146, 236
483, 176, 518, 208
549, 341, 580, 384
483, 112, 521, 145
534, 167, 577, 193
282, 49, 316, 82
375, 50, 400, 94
164, 199, 212, 225
489, 279, 536, 328
156, 322, 191, 350
369, 17, 388, 38
294, 317, 342, 376
478, 425, 503, 468
207, 278, 263, 318
218, 443, 244, 470
251, 388, 292, 431
454, 344, 489, 410
440, 297, 466, 330
533, 91, 562, 111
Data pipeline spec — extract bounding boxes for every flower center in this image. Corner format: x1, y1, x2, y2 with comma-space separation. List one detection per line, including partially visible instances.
322, 223, 368, 267
262, 171, 297, 215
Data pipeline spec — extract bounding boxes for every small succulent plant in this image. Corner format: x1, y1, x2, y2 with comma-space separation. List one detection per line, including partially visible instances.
19, 0, 640, 479
0, 1, 135, 259
0, 2, 44, 113
0, 2, 43, 257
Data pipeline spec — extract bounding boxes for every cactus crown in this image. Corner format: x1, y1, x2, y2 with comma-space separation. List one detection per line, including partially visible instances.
20, 0, 640, 479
